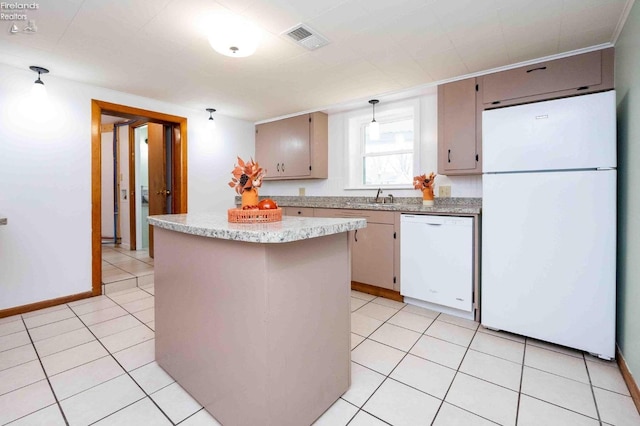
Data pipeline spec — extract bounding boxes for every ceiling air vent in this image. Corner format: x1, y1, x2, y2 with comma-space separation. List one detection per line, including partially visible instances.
282, 24, 329, 51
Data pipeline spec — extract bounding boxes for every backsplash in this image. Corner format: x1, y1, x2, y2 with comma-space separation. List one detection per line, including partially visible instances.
235, 195, 482, 209
260, 175, 483, 198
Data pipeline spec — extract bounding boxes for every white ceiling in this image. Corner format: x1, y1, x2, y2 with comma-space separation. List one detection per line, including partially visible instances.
0, 0, 632, 121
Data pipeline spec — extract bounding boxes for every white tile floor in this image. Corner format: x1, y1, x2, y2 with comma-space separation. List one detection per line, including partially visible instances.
1, 249, 639, 425
101, 245, 154, 294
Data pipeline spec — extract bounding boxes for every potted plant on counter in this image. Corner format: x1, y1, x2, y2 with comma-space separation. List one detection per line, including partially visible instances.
414, 172, 436, 206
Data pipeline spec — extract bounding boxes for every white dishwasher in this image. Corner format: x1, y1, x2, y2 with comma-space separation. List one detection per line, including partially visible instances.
401, 214, 474, 320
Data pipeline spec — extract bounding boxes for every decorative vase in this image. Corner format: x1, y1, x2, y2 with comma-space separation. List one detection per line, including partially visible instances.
241, 187, 259, 207
422, 187, 434, 206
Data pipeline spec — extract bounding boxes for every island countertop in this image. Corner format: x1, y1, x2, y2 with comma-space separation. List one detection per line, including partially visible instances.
148, 212, 366, 243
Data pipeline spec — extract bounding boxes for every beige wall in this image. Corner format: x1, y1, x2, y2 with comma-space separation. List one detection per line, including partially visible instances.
615, 0, 640, 377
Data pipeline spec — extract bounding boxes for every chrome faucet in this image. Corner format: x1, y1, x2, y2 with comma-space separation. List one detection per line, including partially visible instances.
387, 194, 394, 204
375, 188, 383, 202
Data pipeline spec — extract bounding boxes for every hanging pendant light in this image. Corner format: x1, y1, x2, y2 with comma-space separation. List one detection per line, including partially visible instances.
29, 66, 49, 101
206, 108, 217, 129
369, 99, 380, 140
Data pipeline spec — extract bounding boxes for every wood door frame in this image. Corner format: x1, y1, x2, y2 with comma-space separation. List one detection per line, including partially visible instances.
91, 100, 188, 295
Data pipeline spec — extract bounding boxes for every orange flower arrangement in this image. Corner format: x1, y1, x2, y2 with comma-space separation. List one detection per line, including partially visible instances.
228, 157, 265, 194
413, 172, 436, 191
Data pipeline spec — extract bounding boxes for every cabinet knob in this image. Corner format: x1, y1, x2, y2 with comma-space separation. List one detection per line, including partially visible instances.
277, 163, 280, 172
448, 149, 451, 163
282, 163, 285, 172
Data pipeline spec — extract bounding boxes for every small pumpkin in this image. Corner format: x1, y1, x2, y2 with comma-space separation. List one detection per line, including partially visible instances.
257, 199, 278, 210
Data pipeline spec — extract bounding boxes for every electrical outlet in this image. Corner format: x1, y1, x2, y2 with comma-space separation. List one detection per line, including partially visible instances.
299, 187, 306, 196
439, 185, 451, 197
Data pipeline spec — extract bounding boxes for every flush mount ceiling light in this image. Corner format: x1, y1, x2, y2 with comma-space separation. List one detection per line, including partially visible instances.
206, 108, 216, 128
29, 65, 49, 100
369, 99, 380, 140
207, 15, 261, 58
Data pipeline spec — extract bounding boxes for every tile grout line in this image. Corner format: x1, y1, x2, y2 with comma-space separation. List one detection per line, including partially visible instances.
514, 336, 528, 425
516, 340, 603, 422
347, 304, 433, 425
19, 314, 70, 426
583, 352, 603, 424
68, 301, 177, 426
104, 291, 156, 334
428, 321, 479, 425
367, 308, 445, 424
352, 303, 504, 425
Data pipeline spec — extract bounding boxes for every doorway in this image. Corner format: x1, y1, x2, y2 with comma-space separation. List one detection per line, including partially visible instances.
91, 100, 188, 296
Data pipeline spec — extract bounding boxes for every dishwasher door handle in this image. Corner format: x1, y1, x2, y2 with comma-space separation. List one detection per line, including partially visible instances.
425, 222, 443, 226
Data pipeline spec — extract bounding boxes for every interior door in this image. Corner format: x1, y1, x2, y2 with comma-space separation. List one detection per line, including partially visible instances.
147, 123, 167, 258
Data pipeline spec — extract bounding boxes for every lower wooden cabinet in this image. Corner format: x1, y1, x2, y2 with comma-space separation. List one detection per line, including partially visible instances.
351, 223, 395, 290
314, 208, 397, 291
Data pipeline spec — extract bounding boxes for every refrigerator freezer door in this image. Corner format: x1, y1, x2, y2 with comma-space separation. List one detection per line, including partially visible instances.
481, 170, 616, 358
483, 91, 616, 173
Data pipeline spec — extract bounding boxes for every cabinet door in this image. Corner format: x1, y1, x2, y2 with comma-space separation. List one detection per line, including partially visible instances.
482, 50, 602, 105
280, 114, 311, 178
352, 223, 395, 289
255, 121, 281, 177
438, 78, 479, 174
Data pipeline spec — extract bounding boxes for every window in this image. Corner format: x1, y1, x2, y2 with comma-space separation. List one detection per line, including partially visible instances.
346, 99, 420, 189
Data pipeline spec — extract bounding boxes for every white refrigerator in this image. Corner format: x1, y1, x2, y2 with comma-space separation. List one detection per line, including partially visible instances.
481, 91, 616, 359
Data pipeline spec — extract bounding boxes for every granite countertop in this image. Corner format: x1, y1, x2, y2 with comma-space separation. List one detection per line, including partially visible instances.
148, 213, 366, 243
0, 216, 6, 226
236, 196, 482, 215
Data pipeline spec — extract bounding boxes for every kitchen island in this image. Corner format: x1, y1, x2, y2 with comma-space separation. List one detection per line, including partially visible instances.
147, 213, 366, 426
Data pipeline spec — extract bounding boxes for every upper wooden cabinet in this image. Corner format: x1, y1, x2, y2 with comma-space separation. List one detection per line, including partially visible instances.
437, 77, 481, 175
478, 48, 614, 108
437, 48, 614, 176
255, 112, 328, 180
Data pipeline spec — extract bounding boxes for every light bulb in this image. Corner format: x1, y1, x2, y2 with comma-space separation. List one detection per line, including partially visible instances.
208, 117, 217, 130
369, 120, 380, 140
31, 80, 47, 101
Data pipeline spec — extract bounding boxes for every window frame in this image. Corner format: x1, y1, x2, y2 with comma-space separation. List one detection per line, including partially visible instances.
345, 98, 420, 190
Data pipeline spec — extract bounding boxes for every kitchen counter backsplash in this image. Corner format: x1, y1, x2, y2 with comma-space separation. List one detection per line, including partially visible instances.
234, 196, 481, 214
